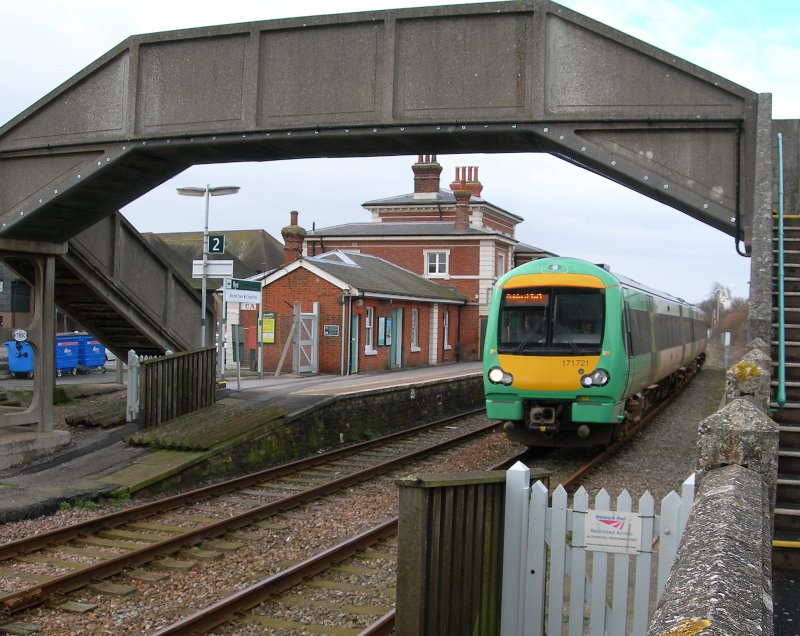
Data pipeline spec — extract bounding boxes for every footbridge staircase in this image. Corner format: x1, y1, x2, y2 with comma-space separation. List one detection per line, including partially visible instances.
773, 121, 800, 568
5, 211, 206, 359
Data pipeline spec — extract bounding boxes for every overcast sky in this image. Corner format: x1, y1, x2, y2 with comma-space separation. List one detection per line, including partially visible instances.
1, 1, 796, 304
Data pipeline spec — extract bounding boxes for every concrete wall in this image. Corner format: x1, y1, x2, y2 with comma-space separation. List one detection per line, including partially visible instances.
648, 339, 777, 635
134, 373, 484, 496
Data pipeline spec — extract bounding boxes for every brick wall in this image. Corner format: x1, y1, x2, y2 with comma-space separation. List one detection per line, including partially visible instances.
305, 239, 484, 360
244, 266, 470, 375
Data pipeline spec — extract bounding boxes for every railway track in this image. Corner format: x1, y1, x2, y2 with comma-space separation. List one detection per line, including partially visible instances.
557, 382, 685, 491
0, 381, 687, 634
0, 410, 496, 626
150, 383, 686, 635
154, 450, 521, 636
156, 390, 672, 636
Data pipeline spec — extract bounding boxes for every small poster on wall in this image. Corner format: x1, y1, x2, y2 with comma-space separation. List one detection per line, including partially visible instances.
261, 312, 275, 344
378, 317, 386, 346
385, 318, 392, 346
323, 325, 339, 337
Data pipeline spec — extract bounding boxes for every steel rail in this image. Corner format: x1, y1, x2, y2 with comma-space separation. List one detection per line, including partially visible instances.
0, 414, 494, 614
559, 373, 694, 491
0, 407, 484, 561
155, 453, 524, 635
355, 382, 697, 635
154, 519, 399, 636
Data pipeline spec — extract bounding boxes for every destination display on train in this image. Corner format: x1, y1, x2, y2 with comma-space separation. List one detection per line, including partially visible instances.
504, 291, 548, 305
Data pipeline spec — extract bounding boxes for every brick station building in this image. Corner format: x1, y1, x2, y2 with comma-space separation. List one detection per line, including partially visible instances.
239, 155, 552, 374
257, 249, 466, 375
303, 155, 551, 362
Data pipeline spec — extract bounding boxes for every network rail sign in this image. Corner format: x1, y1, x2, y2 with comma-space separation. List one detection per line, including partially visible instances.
224, 278, 261, 303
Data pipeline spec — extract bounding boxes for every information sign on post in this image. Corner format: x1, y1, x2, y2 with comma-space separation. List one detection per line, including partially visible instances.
208, 234, 225, 254
223, 278, 262, 303
192, 260, 234, 279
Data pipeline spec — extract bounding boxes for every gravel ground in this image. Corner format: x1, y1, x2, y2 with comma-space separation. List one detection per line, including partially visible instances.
3, 418, 521, 634
0, 347, 743, 634
578, 361, 726, 503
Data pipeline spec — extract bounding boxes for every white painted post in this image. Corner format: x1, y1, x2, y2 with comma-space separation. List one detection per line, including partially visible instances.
589, 489, 610, 636
568, 487, 589, 636
657, 490, 682, 599
524, 480, 549, 636
632, 491, 655, 636
609, 490, 632, 634
501, 461, 530, 636
126, 349, 139, 422
679, 473, 695, 535
547, 485, 569, 636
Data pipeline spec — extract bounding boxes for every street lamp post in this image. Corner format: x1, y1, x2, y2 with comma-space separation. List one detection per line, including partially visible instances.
176, 184, 239, 348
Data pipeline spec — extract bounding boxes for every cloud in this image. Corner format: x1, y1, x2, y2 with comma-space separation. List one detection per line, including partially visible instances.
0, 0, 777, 304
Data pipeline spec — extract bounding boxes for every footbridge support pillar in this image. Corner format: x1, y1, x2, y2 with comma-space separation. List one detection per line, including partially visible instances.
0, 240, 67, 433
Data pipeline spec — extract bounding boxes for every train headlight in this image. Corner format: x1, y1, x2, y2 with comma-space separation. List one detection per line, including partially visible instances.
488, 366, 514, 385
580, 368, 610, 388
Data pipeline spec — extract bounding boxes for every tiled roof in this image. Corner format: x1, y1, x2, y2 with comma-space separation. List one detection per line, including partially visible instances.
307, 221, 498, 238
363, 189, 485, 206
362, 188, 523, 222
306, 251, 466, 303
514, 240, 556, 255
149, 229, 284, 274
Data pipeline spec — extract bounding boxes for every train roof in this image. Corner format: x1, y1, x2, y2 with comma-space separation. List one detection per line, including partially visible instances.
504, 257, 704, 313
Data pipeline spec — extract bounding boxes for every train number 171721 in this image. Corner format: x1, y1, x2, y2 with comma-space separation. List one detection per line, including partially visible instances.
562, 359, 591, 367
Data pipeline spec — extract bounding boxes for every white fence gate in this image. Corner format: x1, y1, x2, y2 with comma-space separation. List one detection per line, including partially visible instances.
501, 462, 694, 636
297, 302, 319, 374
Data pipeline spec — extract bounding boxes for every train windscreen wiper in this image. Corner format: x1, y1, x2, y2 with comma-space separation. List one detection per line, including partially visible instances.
514, 316, 547, 353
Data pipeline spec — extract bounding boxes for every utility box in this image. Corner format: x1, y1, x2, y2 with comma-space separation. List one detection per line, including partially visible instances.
5, 340, 33, 378
75, 334, 106, 373
55, 335, 79, 377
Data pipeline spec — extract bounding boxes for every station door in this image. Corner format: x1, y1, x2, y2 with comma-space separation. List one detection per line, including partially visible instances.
298, 303, 319, 374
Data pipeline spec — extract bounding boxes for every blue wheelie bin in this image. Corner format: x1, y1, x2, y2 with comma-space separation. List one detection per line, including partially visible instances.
55, 335, 79, 377
5, 340, 33, 378
76, 334, 106, 374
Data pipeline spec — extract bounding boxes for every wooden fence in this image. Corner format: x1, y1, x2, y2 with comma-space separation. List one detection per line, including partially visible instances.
127, 347, 216, 427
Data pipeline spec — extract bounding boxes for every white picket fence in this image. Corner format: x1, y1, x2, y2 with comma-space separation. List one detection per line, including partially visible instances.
501, 462, 694, 636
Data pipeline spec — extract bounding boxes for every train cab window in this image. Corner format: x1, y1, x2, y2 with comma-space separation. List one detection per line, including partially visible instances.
498, 287, 604, 355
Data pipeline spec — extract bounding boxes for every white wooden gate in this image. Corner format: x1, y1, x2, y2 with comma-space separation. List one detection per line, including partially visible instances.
501, 462, 694, 636
298, 302, 319, 374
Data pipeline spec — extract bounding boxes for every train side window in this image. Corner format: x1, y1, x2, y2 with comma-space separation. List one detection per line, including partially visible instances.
627, 308, 651, 356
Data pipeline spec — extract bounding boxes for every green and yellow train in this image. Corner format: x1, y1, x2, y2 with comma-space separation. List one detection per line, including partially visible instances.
483, 257, 706, 448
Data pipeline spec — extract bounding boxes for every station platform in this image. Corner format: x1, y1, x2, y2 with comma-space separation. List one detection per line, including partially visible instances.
0, 362, 482, 523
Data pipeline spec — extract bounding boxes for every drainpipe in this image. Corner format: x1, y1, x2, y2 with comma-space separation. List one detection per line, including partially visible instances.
340, 287, 350, 376
456, 304, 463, 361
778, 132, 786, 409
348, 297, 353, 374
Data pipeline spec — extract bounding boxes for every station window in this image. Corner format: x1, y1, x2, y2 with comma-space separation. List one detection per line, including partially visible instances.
496, 253, 505, 278
425, 251, 449, 277
411, 308, 420, 351
364, 306, 376, 354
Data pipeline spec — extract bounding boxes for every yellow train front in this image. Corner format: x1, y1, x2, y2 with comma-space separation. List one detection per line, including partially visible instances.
482, 257, 706, 448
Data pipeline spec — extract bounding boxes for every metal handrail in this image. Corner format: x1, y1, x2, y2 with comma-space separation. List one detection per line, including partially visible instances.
777, 132, 786, 409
